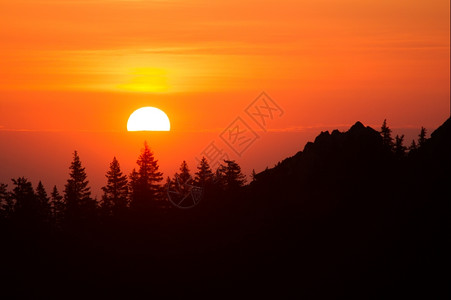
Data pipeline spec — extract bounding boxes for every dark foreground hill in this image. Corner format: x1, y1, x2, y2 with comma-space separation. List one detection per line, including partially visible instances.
244, 118, 450, 298
1, 119, 450, 298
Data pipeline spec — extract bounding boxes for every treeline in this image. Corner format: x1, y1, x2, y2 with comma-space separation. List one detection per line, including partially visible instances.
0, 120, 430, 228
380, 119, 428, 156
0, 118, 448, 298
0, 142, 247, 229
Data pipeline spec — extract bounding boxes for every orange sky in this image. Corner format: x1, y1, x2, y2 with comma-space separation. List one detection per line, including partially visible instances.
0, 0, 449, 196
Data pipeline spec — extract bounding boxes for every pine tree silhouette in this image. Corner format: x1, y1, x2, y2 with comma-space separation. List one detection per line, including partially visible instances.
64, 151, 96, 225
0, 183, 12, 219
50, 185, 64, 227
129, 142, 163, 211
418, 127, 427, 147
11, 177, 39, 224
409, 140, 417, 152
394, 134, 406, 157
35, 181, 51, 223
251, 169, 257, 182
380, 119, 394, 151
217, 160, 246, 190
178, 160, 191, 183
129, 168, 139, 203
194, 157, 214, 186
101, 157, 129, 217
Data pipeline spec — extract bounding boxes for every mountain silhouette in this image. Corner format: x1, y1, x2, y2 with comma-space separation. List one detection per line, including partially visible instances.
243, 118, 450, 298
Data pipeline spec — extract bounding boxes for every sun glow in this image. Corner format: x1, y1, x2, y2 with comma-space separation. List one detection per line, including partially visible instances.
127, 107, 170, 131
117, 67, 170, 93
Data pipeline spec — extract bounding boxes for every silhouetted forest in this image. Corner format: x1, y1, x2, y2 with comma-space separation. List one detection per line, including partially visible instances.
1, 119, 450, 298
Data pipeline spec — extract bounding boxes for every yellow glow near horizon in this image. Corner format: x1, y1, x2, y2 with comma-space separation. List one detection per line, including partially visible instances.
127, 107, 170, 131
117, 67, 169, 93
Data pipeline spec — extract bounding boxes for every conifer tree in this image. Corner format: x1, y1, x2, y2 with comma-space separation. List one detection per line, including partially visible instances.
165, 176, 174, 191
409, 140, 417, 152
129, 168, 139, 200
36, 181, 51, 222
129, 142, 163, 210
11, 177, 39, 223
214, 167, 225, 188
64, 151, 96, 222
194, 157, 214, 186
101, 157, 129, 217
178, 160, 191, 183
169, 161, 193, 197
394, 135, 406, 158
418, 127, 427, 147
380, 119, 394, 150
251, 169, 257, 182
51, 185, 64, 226
0, 183, 12, 219
217, 160, 246, 190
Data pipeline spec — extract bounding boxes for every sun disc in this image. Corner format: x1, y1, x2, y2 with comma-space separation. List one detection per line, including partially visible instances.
127, 107, 170, 131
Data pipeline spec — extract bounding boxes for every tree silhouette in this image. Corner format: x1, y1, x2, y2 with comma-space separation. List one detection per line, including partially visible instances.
165, 176, 174, 191
174, 160, 193, 196
129, 168, 139, 201
64, 151, 96, 224
214, 168, 223, 187
217, 160, 246, 190
129, 142, 163, 211
409, 140, 417, 152
251, 169, 257, 183
36, 181, 51, 223
380, 119, 394, 150
169, 160, 193, 196
194, 157, 214, 187
101, 157, 129, 217
50, 185, 64, 227
418, 127, 427, 147
11, 177, 40, 224
0, 183, 12, 219
178, 160, 191, 183
394, 134, 406, 158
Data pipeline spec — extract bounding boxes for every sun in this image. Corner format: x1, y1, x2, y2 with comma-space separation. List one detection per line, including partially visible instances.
127, 107, 170, 131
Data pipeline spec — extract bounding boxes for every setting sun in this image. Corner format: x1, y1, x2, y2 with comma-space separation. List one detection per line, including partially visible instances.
127, 107, 170, 131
